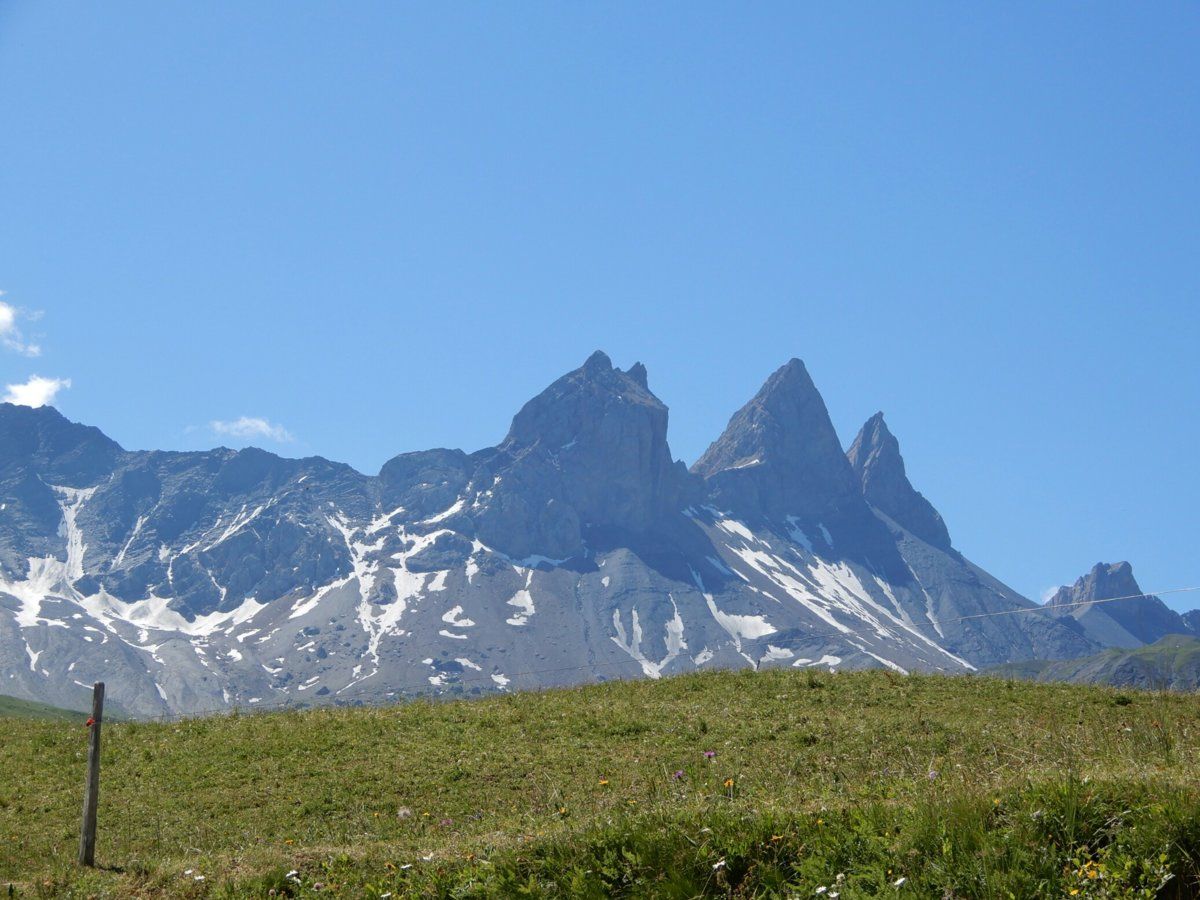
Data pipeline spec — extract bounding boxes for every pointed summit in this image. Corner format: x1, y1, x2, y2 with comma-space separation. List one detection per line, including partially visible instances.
581, 349, 613, 373
1046, 561, 1190, 647
847, 412, 952, 551
692, 359, 859, 519
692, 360, 911, 579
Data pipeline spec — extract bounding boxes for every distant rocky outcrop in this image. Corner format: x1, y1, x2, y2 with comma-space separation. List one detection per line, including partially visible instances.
1045, 562, 1193, 648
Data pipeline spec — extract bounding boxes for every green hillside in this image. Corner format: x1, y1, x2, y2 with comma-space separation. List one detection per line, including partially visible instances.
991, 634, 1200, 691
2, 669, 1198, 898
0, 693, 88, 722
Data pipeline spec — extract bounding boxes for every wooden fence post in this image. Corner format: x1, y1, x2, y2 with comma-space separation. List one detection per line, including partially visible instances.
78, 682, 104, 867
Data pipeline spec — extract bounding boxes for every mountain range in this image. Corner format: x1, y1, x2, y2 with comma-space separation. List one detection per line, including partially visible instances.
1, 353, 1195, 716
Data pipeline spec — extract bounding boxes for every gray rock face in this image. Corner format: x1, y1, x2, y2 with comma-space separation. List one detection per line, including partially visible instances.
0, 354, 1146, 717
847, 413, 952, 551
474, 351, 694, 560
1045, 562, 1192, 648
694, 359, 860, 521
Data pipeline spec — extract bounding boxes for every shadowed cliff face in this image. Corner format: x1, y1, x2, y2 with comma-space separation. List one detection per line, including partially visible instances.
471, 351, 694, 560
847, 412, 952, 551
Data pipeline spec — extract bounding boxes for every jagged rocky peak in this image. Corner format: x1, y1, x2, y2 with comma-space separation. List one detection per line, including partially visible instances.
1049, 561, 1141, 606
1047, 561, 1190, 647
626, 360, 649, 389
847, 412, 952, 551
692, 359, 860, 520
502, 351, 665, 450
473, 351, 692, 560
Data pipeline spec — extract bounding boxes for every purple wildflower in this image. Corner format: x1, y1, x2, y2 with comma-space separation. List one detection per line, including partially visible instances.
703, 750, 716, 759
672, 770, 685, 780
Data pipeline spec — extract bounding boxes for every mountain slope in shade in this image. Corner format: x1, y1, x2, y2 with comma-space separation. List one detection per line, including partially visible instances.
847, 412, 952, 552
1045, 562, 1193, 648
990, 634, 1200, 692
1184, 610, 1200, 636
0, 354, 1114, 716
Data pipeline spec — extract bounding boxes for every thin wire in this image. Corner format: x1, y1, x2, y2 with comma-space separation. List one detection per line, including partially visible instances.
123, 584, 1200, 723
953, 585, 1200, 622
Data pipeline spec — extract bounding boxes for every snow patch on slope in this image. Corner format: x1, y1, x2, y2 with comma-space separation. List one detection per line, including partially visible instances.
610, 597, 687, 678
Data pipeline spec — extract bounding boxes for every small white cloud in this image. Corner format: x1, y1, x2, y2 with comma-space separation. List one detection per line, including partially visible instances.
3, 375, 71, 407
210, 416, 294, 443
1040, 586, 1061, 604
0, 296, 43, 357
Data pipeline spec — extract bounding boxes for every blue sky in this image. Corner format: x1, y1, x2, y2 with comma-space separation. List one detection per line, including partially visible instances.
1, 3, 1197, 609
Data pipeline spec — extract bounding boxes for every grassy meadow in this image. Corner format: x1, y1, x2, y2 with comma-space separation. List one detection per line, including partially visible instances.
2, 669, 1198, 897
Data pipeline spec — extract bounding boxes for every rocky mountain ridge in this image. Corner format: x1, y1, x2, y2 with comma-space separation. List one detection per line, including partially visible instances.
0, 353, 1170, 716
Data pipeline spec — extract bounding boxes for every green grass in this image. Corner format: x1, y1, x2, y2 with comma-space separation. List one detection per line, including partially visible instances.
2, 669, 1199, 897
0, 694, 88, 722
